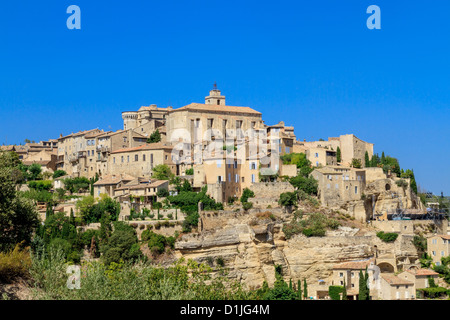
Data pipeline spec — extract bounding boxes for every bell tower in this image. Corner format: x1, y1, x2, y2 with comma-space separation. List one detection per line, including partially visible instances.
205, 82, 226, 106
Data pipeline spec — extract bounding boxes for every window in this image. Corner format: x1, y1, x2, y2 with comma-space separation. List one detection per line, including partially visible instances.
228, 173, 231, 182
143, 154, 146, 161
335, 184, 339, 189
316, 161, 319, 167
351, 272, 354, 277
315, 153, 319, 158
235, 174, 239, 183
351, 284, 355, 288
355, 186, 358, 194
286, 147, 290, 153
339, 273, 343, 277
234, 161, 237, 169
217, 160, 222, 168
135, 155, 138, 161
432, 251, 436, 256
327, 184, 330, 189
251, 174, 255, 183
242, 177, 245, 182
432, 239, 437, 244
121, 156, 124, 163
127, 156, 129, 162
113, 157, 116, 164
442, 251, 445, 256
218, 176, 222, 182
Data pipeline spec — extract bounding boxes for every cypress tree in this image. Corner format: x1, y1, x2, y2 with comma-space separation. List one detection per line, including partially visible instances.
336, 147, 341, 163
303, 279, 308, 300
289, 279, 293, 290
381, 152, 386, 165
342, 279, 348, 300
358, 269, 366, 300
364, 151, 370, 168
297, 279, 302, 300
364, 267, 370, 300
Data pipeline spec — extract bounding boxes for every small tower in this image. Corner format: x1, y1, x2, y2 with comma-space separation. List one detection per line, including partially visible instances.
205, 82, 226, 106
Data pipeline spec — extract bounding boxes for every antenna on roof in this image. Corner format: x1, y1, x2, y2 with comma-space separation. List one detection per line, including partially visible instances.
213, 81, 218, 90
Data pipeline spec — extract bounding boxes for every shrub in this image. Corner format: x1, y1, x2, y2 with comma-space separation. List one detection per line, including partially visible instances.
242, 202, 253, 210
240, 188, 255, 204
328, 286, 344, 300
216, 257, 225, 267
376, 231, 398, 242
289, 176, 318, 195
0, 245, 31, 283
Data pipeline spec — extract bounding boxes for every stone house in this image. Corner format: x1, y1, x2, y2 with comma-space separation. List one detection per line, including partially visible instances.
379, 274, 415, 300
398, 268, 440, 290
427, 234, 450, 266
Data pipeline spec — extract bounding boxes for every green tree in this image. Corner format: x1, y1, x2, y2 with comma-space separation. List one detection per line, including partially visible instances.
364, 151, 370, 168
336, 147, 341, 163
278, 192, 297, 210
152, 164, 174, 180
342, 279, 348, 300
240, 188, 255, 204
289, 175, 318, 195
0, 152, 39, 252
185, 168, 194, 175
351, 158, 362, 169
147, 129, 161, 144
28, 163, 42, 180
52, 170, 67, 179
303, 278, 308, 300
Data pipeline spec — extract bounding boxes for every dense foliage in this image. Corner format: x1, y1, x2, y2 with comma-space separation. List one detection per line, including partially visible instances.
167, 187, 223, 232
0, 151, 40, 252
282, 211, 340, 239
376, 231, 398, 243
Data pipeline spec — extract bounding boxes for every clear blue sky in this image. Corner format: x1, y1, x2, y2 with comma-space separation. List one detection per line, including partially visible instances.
0, 1, 449, 195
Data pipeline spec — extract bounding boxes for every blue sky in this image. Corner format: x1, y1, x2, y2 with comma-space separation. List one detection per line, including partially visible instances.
0, 1, 449, 195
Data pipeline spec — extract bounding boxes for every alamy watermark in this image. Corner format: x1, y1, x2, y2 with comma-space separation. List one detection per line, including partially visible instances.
66, 265, 81, 289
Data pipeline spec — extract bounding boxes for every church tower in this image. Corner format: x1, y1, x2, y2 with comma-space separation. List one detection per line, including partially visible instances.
205, 82, 226, 106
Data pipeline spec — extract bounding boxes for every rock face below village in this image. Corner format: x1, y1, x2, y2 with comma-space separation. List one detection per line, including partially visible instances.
174, 208, 421, 292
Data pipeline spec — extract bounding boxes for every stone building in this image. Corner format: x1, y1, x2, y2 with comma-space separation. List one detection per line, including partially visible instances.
398, 268, 440, 290
294, 134, 373, 168
109, 142, 177, 178
379, 274, 415, 300
93, 173, 136, 198
311, 165, 424, 222
427, 234, 450, 266
56, 128, 103, 176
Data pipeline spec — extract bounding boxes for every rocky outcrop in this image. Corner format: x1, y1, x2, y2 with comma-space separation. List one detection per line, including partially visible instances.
174, 210, 421, 291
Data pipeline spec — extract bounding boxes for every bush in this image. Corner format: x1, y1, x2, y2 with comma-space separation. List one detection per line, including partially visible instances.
242, 202, 253, 210
0, 245, 31, 283
240, 188, 255, 204
289, 175, 318, 195
329, 286, 344, 300
376, 231, 398, 243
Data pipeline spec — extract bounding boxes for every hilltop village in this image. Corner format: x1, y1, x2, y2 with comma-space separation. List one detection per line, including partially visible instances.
2, 87, 450, 300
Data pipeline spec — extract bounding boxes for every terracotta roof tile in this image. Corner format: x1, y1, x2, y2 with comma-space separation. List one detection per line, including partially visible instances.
111, 143, 173, 154
333, 259, 375, 270
171, 103, 262, 115
381, 274, 414, 286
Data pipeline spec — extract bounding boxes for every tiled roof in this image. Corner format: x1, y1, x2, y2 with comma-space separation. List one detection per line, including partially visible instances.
435, 235, 450, 240
111, 143, 173, 154
405, 269, 439, 277
171, 103, 262, 115
93, 174, 136, 186
381, 274, 414, 286
333, 259, 375, 270
115, 179, 168, 191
